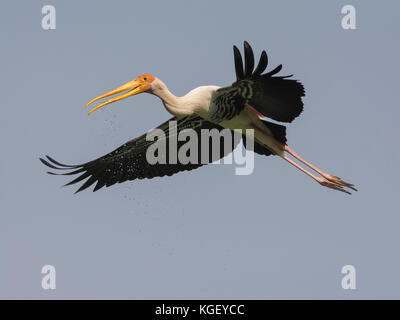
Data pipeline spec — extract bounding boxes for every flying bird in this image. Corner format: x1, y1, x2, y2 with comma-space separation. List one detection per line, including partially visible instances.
40, 41, 356, 194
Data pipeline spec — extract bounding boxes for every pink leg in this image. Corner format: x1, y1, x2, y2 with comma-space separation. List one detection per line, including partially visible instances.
282, 156, 352, 194
244, 105, 356, 193
251, 133, 355, 195
283, 145, 357, 191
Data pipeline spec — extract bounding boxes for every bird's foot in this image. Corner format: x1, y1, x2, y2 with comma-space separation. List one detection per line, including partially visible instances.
323, 174, 357, 191
317, 178, 352, 195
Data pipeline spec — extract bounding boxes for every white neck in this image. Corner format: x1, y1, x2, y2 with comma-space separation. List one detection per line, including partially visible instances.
148, 78, 219, 117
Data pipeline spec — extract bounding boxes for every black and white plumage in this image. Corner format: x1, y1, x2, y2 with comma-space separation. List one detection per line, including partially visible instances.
210, 41, 304, 123
41, 115, 240, 193
41, 41, 356, 194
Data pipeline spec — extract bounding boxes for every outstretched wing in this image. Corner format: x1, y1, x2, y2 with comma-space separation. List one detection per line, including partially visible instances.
210, 41, 305, 123
40, 115, 240, 193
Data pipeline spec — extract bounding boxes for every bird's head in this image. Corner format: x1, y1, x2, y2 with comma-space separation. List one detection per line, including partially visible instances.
85, 74, 156, 114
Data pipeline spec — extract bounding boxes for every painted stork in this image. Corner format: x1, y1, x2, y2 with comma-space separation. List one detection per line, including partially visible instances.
40, 41, 356, 194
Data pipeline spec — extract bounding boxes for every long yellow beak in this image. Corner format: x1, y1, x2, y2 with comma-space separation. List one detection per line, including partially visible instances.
85, 77, 147, 115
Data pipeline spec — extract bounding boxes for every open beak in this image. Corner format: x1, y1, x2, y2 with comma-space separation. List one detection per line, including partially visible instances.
85, 77, 148, 115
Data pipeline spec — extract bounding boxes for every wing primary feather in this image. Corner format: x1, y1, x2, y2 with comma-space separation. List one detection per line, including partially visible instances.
233, 45, 244, 81
253, 50, 268, 76
45, 155, 78, 168
74, 175, 98, 193
40, 158, 70, 170
89, 169, 109, 192
93, 180, 107, 192
264, 64, 283, 77
46, 168, 86, 176
243, 41, 254, 78
64, 172, 91, 187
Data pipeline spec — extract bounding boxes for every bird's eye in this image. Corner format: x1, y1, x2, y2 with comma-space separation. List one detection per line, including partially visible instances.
143, 77, 147, 81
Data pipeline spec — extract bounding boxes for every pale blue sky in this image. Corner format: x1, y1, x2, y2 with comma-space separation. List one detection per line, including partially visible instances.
1, 0, 399, 299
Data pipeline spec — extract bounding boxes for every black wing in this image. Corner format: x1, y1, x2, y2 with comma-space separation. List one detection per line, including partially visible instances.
40, 115, 240, 193
214, 41, 305, 123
